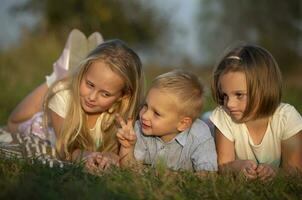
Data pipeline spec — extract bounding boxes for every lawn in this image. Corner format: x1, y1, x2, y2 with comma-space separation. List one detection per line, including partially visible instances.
0, 158, 301, 200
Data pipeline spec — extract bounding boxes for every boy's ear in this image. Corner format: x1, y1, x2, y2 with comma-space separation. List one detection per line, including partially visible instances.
177, 117, 193, 132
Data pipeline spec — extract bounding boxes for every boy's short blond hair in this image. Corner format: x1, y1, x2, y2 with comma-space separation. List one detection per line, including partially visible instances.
151, 69, 204, 121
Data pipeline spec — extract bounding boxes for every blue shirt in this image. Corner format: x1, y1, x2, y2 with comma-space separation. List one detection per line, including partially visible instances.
134, 119, 218, 172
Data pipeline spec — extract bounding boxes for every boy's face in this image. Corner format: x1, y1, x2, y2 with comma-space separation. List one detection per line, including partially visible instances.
139, 88, 185, 143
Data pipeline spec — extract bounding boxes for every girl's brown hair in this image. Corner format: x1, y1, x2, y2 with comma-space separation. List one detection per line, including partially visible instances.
212, 44, 282, 121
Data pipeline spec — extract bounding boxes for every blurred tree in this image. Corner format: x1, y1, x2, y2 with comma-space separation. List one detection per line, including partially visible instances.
198, 0, 302, 70
12, 0, 171, 47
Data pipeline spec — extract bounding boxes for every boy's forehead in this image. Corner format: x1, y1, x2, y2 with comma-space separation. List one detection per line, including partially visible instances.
147, 87, 176, 99
147, 87, 180, 107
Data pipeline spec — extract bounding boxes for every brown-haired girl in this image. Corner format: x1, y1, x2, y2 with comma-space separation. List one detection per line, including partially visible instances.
210, 44, 302, 180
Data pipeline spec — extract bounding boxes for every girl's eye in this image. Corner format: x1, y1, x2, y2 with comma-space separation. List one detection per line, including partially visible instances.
236, 93, 246, 99
222, 93, 228, 101
86, 81, 94, 88
101, 92, 111, 97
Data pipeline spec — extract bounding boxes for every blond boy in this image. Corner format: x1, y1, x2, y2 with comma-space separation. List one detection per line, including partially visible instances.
117, 70, 217, 172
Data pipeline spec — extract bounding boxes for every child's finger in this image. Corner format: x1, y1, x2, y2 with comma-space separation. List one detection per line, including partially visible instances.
116, 131, 126, 140
115, 113, 127, 128
247, 160, 258, 170
98, 156, 110, 170
126, 118, 134, 129
85, 159, 98, 172
259, 169, 275, 181
257, 165, 274, 179
242, 168, 257, 180
246, 167, 257, 176
256, 164, 264, 173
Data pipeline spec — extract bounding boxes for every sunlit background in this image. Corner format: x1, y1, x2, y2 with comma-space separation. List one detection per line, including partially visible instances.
0, 0, 301, 124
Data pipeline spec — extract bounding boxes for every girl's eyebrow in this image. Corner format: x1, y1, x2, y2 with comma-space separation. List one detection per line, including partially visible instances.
234, 90, 247, 93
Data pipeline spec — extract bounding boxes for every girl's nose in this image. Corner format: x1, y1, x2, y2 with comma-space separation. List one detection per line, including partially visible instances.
88, 90, 97, 101
226, 97, 236, 109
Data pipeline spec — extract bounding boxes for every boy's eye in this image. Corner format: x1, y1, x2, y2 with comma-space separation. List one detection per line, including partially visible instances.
154, 111, 161, 117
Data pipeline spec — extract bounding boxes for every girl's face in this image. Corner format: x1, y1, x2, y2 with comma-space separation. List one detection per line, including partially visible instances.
219, 71, 248, 122
79, 60, 125, 115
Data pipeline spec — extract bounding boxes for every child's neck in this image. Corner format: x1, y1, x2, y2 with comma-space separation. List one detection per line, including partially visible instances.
86, 113, 101, 129
160, 132, 179, 143
245, 117, 269, 145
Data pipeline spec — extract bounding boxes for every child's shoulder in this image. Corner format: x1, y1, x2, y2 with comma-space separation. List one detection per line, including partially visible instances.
188, 118, 213, 143
272, 103, 301, 121
275, 103, 298, 113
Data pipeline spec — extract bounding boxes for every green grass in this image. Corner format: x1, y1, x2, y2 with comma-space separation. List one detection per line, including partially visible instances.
0, 158, 301, 200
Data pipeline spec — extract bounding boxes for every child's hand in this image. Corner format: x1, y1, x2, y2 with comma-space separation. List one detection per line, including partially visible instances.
237, 160, 258, 180
256, 164, 276, 181
85, 152, 119, 174
116, 114, 136, 149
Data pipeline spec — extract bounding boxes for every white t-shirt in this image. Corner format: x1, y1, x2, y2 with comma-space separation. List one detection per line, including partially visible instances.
48, 86, 103, 148
210, 103, 302, 167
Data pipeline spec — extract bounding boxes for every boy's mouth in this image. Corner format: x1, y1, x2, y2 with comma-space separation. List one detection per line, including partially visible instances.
141, 121, 151, 130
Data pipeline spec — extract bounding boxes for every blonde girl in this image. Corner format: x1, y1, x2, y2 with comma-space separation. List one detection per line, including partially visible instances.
8, 37, 144, 171
210, 44, 302, 180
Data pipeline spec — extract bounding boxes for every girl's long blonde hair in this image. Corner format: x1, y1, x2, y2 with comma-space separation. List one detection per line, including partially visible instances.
44, 39, 144, 160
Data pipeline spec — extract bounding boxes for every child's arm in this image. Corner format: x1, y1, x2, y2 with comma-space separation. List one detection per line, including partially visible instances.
116, 115, 137, 166
7, 83, 48, 133
281, 130, 302, 174
215, 128, 258, 179
191, 132, 218, 176
49, 109, 64, 139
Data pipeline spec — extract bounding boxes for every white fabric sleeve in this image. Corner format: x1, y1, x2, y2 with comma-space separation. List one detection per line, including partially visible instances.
48, 90, 70, 118
133, 121, 147, 161
209, 107, 235, 142
281, 104, 302, 140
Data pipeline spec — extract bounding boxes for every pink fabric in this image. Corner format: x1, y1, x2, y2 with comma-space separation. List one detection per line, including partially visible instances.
18, 112, 54, 141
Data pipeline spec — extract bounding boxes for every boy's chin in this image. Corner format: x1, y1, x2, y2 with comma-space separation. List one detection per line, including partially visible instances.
141, 130, 153, 136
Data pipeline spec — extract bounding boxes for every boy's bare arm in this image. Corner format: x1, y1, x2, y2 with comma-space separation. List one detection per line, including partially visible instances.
116, 114, 137, 167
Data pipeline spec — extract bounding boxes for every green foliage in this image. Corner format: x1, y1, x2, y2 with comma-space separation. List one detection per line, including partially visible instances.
12, 0, 171, 47
0, 34, 60, 124
198, 0, 302, 69
0, 158, 302, 199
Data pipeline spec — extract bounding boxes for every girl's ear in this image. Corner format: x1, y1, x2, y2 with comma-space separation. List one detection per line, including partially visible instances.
119, 93, 130, 102
119, 89, 132, 101
177, 117, 193, 132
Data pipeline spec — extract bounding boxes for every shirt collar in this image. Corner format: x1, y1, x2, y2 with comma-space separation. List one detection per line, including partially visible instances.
154, 128, 190, 146
175, 128, 190, 146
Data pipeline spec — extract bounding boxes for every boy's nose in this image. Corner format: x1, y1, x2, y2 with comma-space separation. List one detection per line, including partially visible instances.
140, 109, 150, 120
